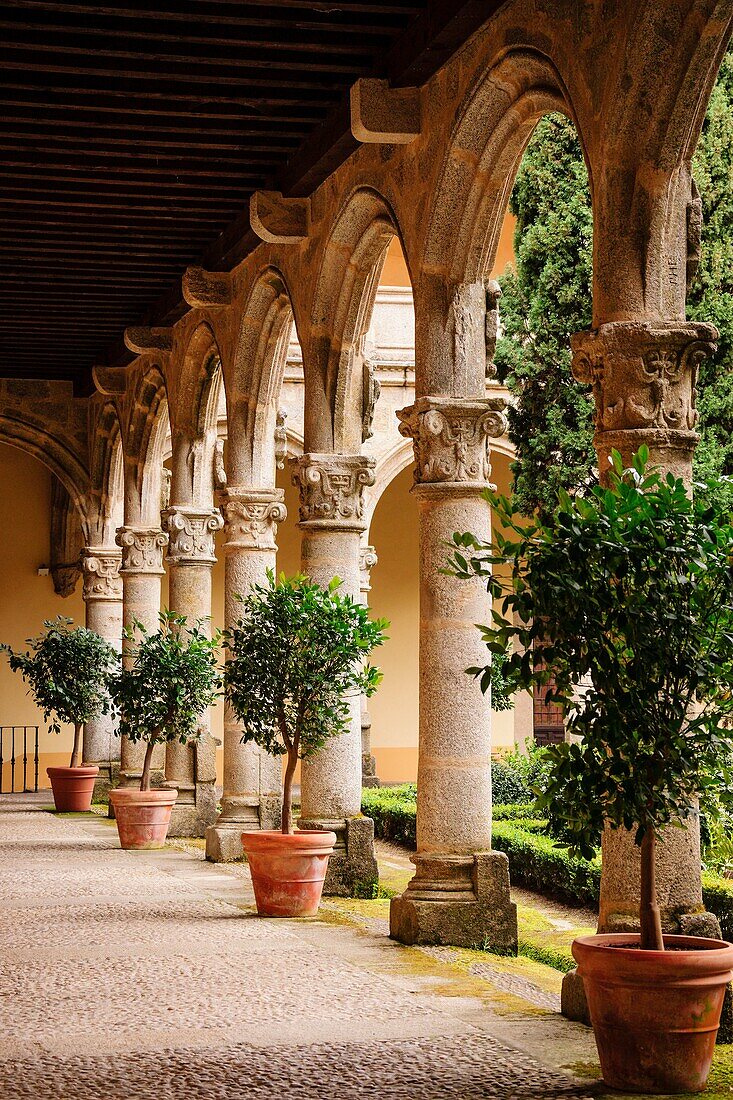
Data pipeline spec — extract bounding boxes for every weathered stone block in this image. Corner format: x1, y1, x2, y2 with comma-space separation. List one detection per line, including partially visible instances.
560, 968, 590, 1024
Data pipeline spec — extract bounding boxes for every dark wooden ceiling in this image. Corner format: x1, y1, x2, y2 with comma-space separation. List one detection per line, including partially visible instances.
0, 0, 502, 393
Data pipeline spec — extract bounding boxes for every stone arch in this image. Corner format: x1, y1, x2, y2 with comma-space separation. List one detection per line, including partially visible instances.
89, 401, 124, 545
0, 413, 90, 536
417, 50, 583, 396
124, 365, 170, 525
306, 187, 405, 453
226, 265, 294, 487
169, 322, 224, 508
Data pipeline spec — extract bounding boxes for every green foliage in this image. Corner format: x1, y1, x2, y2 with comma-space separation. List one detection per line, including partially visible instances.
1, 616, 118, 745
494, 113, 595, 517
487, 649, 514, 712
449, 452, 733, 862
490, 741, 550, 805
492, 821, 602, 908
497, 53, 733, 513
361, 785, 417, 846
225, 573, 387, 831
110, 612, 221, 751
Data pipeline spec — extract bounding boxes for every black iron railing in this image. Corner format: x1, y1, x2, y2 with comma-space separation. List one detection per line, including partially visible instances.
0, 726, 39, 793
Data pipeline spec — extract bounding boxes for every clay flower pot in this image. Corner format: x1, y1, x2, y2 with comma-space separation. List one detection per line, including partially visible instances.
573, 933, 733, 1093
241, 829, 337, 917
46, 765, 99, 812
109, 787, 178, 850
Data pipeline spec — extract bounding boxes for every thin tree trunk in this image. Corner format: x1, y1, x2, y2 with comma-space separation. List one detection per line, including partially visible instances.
640, 828, 665, 951
70, 723, 83, 769
140, 740, 156, 792
282, 744, 297, 835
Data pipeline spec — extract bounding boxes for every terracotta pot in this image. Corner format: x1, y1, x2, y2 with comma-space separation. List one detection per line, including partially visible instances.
573, 933, 733, 1094
109, 787, 178, 850
241, 829, 337, 917
46, 765, 99, 812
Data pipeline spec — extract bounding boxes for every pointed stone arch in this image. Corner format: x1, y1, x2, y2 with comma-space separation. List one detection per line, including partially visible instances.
169, 322, 224, 509
124, 364, 170, 525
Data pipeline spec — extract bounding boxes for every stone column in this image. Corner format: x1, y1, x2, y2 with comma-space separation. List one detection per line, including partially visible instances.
115, 525, 168, 788
292, 454, 379, 896
205, 487, 286, 862
560, 320, 719, 1021
389, 397, 517, 950
80, 546, 123, 800
359, 544, 380, 788
161, 506, 223, 837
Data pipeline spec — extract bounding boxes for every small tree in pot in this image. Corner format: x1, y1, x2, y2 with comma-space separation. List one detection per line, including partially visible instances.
224, 572, 387, 917
1, 616, 118, 811
108, 611, 221, 850
448, 448, 733, 1094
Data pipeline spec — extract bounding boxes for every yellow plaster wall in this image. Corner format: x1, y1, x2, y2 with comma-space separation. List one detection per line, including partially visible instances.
0, 444, 85, 789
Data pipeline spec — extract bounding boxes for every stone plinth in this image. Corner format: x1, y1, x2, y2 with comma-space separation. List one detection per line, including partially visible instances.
205, 487, 285, 861
389, 396, 517, 951
292, 453, 379, 896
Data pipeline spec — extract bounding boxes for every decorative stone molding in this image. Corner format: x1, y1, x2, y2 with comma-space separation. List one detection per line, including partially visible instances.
52, 563, 81, 599
218, 487, 287, 552
291, 454, 376, 530
359, 545, 378, 596
397, 396, 507, 486
274, 409, 288, 470
162, 508, 223, 566
571, 321, 717, 438
115, 526, 168, 575
81, 547, 123, 601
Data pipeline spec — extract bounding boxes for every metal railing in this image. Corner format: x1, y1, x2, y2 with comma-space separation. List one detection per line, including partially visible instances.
0, 726, 39, 793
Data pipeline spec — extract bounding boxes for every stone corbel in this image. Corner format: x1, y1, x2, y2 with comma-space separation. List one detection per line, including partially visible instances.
81, 547, 123, 601
249, 191, 310, 244
162, 508, 223, 566
124, 327, 173, 355
350, 78, 421, 144
218, 486, 287, 552
291, 454, 376, 530
397, 396, 507, 487
92, 366, 128, 396
182, 267, 233, 308
115, 526, 168, 575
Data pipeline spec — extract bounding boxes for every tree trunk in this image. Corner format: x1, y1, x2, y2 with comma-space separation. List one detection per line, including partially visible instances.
70, 723, 83, 769
140, 740, 156, 792
282, 744, 297, 835
640, 828, 665, 951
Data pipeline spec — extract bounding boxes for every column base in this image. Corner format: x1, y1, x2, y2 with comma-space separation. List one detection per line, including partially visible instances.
298, 815, 378, 897
205, 794, 282, 862
362, 752, 379, 788
561, 968, 590, 1024
390, 851, 518, 952
167, 782, 218, 838
90, 761, 118, 804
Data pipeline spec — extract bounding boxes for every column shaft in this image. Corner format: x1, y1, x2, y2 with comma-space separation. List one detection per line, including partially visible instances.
292, 454, 378, 896
389, 397, 517, 950
205, 488, 285, 862
81, 547, 123, 799
359, 545, 379, 788
162, 506, 223, 837
115, 526, 167, 788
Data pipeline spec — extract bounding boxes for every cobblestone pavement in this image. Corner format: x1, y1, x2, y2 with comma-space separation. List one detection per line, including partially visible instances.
0, 795, 599, 1099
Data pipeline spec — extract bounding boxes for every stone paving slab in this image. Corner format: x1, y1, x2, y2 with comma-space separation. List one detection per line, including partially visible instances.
0, 796, 600, 1099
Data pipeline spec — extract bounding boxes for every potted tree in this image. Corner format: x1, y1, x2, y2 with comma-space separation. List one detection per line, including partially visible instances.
108, 611, 221, 850
448, 448, 733, 1094
1, 616, 118, 812
224, 572, 387, 917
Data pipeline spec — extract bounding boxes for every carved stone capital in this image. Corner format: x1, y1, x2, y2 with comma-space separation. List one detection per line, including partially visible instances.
115, 526, 168, 575
218, 487, 287, 551
162, 508, 223, 566
81, 546, 123, 601
359, 545, 378, 596
397, 396, 507, 487
291, 454, 376, 530
571, 321, 718, 439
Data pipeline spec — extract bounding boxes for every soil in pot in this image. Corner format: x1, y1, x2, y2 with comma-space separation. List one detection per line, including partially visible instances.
573, 933, 733, 1094
109, 787, 178, 850
46, 765, 99, 812
241, 830, 337, 917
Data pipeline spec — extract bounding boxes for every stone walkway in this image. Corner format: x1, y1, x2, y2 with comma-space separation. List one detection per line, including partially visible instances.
0, 794, 601, 1099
